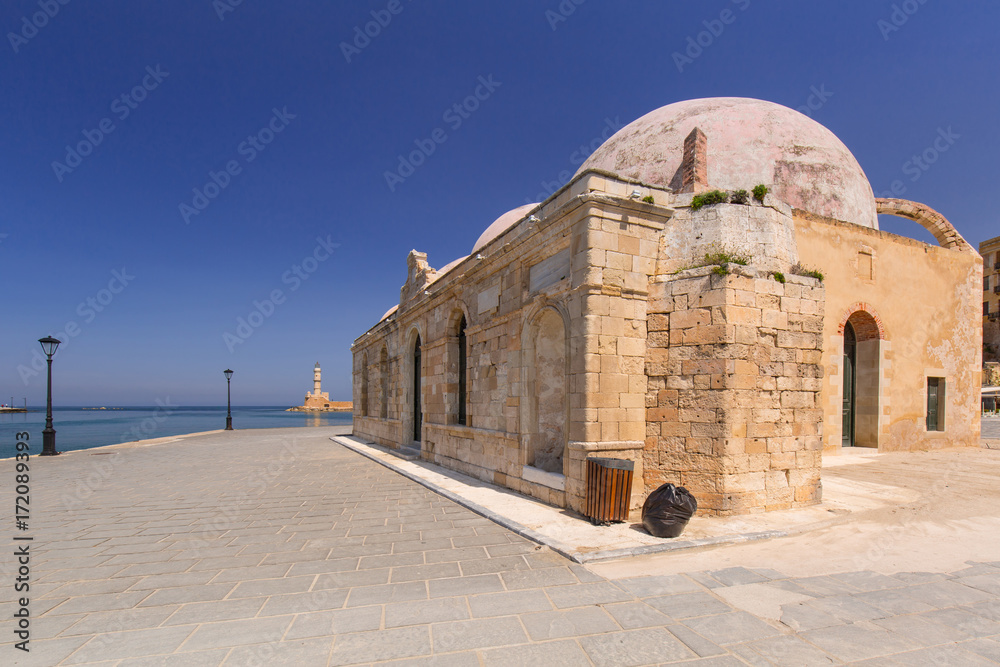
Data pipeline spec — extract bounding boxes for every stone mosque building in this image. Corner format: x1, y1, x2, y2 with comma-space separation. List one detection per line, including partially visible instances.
352, 97, 981, 516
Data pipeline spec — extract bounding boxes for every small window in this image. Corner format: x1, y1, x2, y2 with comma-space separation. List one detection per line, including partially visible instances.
926, 377, 945, 432
985, 276, 991, 291
986, 302, 991, 316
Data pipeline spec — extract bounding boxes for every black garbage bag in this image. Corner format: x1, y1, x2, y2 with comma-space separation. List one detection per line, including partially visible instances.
641, 483, 697, 538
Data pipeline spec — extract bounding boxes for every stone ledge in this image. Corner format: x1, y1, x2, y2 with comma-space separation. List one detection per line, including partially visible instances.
522, 465, 566, 491
568, 440, 644, 452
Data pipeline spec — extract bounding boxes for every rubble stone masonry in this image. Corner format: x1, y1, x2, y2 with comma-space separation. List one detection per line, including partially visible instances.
645, 265, 825, 515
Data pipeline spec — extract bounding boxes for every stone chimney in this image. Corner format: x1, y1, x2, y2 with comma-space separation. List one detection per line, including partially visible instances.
680, 127, 708, 193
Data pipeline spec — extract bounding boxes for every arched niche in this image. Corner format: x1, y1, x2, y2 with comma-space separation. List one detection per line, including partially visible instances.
522, 306, 569, 474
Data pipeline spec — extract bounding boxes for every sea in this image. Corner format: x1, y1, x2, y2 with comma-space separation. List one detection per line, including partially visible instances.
0, 406, 352, 459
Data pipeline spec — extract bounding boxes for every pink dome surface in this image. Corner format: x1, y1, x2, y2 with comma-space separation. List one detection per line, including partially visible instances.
578, 97, 877, 227
472, 203, 539, 253
428, 255, 470, 284
379, 305, 397, 322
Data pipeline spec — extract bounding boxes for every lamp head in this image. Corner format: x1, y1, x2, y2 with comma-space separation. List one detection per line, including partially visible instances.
224, 369, 234, 380
38, 336, 61, 357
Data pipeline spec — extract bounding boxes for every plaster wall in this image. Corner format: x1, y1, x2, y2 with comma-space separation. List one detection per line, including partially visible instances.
794, 212, 982, 451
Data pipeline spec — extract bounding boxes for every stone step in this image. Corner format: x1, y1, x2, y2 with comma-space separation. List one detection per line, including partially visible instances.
391, 444, 422, 461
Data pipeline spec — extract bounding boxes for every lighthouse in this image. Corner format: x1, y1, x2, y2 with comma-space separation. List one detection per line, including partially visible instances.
304, 361, 330, 408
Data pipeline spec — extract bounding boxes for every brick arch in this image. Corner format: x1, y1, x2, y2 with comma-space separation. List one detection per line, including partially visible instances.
837, 303, 887, 341
875, 198, 974, 252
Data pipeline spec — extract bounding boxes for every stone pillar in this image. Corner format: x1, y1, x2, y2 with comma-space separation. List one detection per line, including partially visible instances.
563, 203, 666, 514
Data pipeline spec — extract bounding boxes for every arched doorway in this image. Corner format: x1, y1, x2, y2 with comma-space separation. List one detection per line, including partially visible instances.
841, 309, 882, 448
412, 335, 422, 442
842, 322, 856, 447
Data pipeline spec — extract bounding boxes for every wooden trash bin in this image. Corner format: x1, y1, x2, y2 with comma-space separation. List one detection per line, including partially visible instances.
585, 457, 634, 525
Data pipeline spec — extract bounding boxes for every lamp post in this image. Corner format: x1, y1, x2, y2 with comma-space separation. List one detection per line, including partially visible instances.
38, 336, 62, 456
224, 369, 234, 430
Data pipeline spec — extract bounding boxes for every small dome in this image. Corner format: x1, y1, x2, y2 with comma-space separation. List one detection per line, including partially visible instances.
429, 255, 470, 285
380, 305, 398, 322
577, 97, 878, 228
472, 203, 539, 253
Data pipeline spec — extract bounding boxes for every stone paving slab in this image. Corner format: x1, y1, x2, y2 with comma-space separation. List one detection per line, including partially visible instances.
2, 426, 1000, 665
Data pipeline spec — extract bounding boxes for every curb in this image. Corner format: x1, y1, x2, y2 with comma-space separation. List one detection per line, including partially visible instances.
332, 435, 796, 564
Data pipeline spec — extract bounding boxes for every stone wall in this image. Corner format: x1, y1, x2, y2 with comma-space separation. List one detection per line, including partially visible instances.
352, 173, 671, 513
645, 264, 825, 515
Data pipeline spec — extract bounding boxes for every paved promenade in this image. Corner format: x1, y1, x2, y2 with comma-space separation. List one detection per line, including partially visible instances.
982, 414, 1000, 444
1, 427, 999, 665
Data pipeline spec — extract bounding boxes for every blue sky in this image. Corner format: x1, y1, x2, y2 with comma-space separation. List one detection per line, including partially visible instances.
1, 1, 997, 406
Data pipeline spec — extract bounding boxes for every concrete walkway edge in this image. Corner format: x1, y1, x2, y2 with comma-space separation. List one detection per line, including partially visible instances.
331, 435, 582, 561
332, 435, 793, 563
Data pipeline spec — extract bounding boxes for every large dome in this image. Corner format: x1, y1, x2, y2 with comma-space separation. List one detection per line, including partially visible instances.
578, 97, 878, 228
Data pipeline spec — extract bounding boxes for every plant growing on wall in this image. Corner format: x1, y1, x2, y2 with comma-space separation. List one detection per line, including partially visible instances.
730, 189, 749, 205
791, 262, 823, 282
704, 250, 749, 266
752, 184, 769, 202
642, 195, 654, 204
690, 190, 728, 211
772, 271, 785, 283
672, 245, 751, 274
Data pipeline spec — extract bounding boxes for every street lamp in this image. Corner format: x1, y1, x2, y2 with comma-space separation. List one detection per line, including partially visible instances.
224, 369, 234, 430
38, 336, 61, 456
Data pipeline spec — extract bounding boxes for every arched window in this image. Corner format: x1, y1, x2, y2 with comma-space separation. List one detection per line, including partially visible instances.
379, 346, 388, 419
361, 354, 370, 417
457, 316, 468, 425
413, 335, 422, 442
